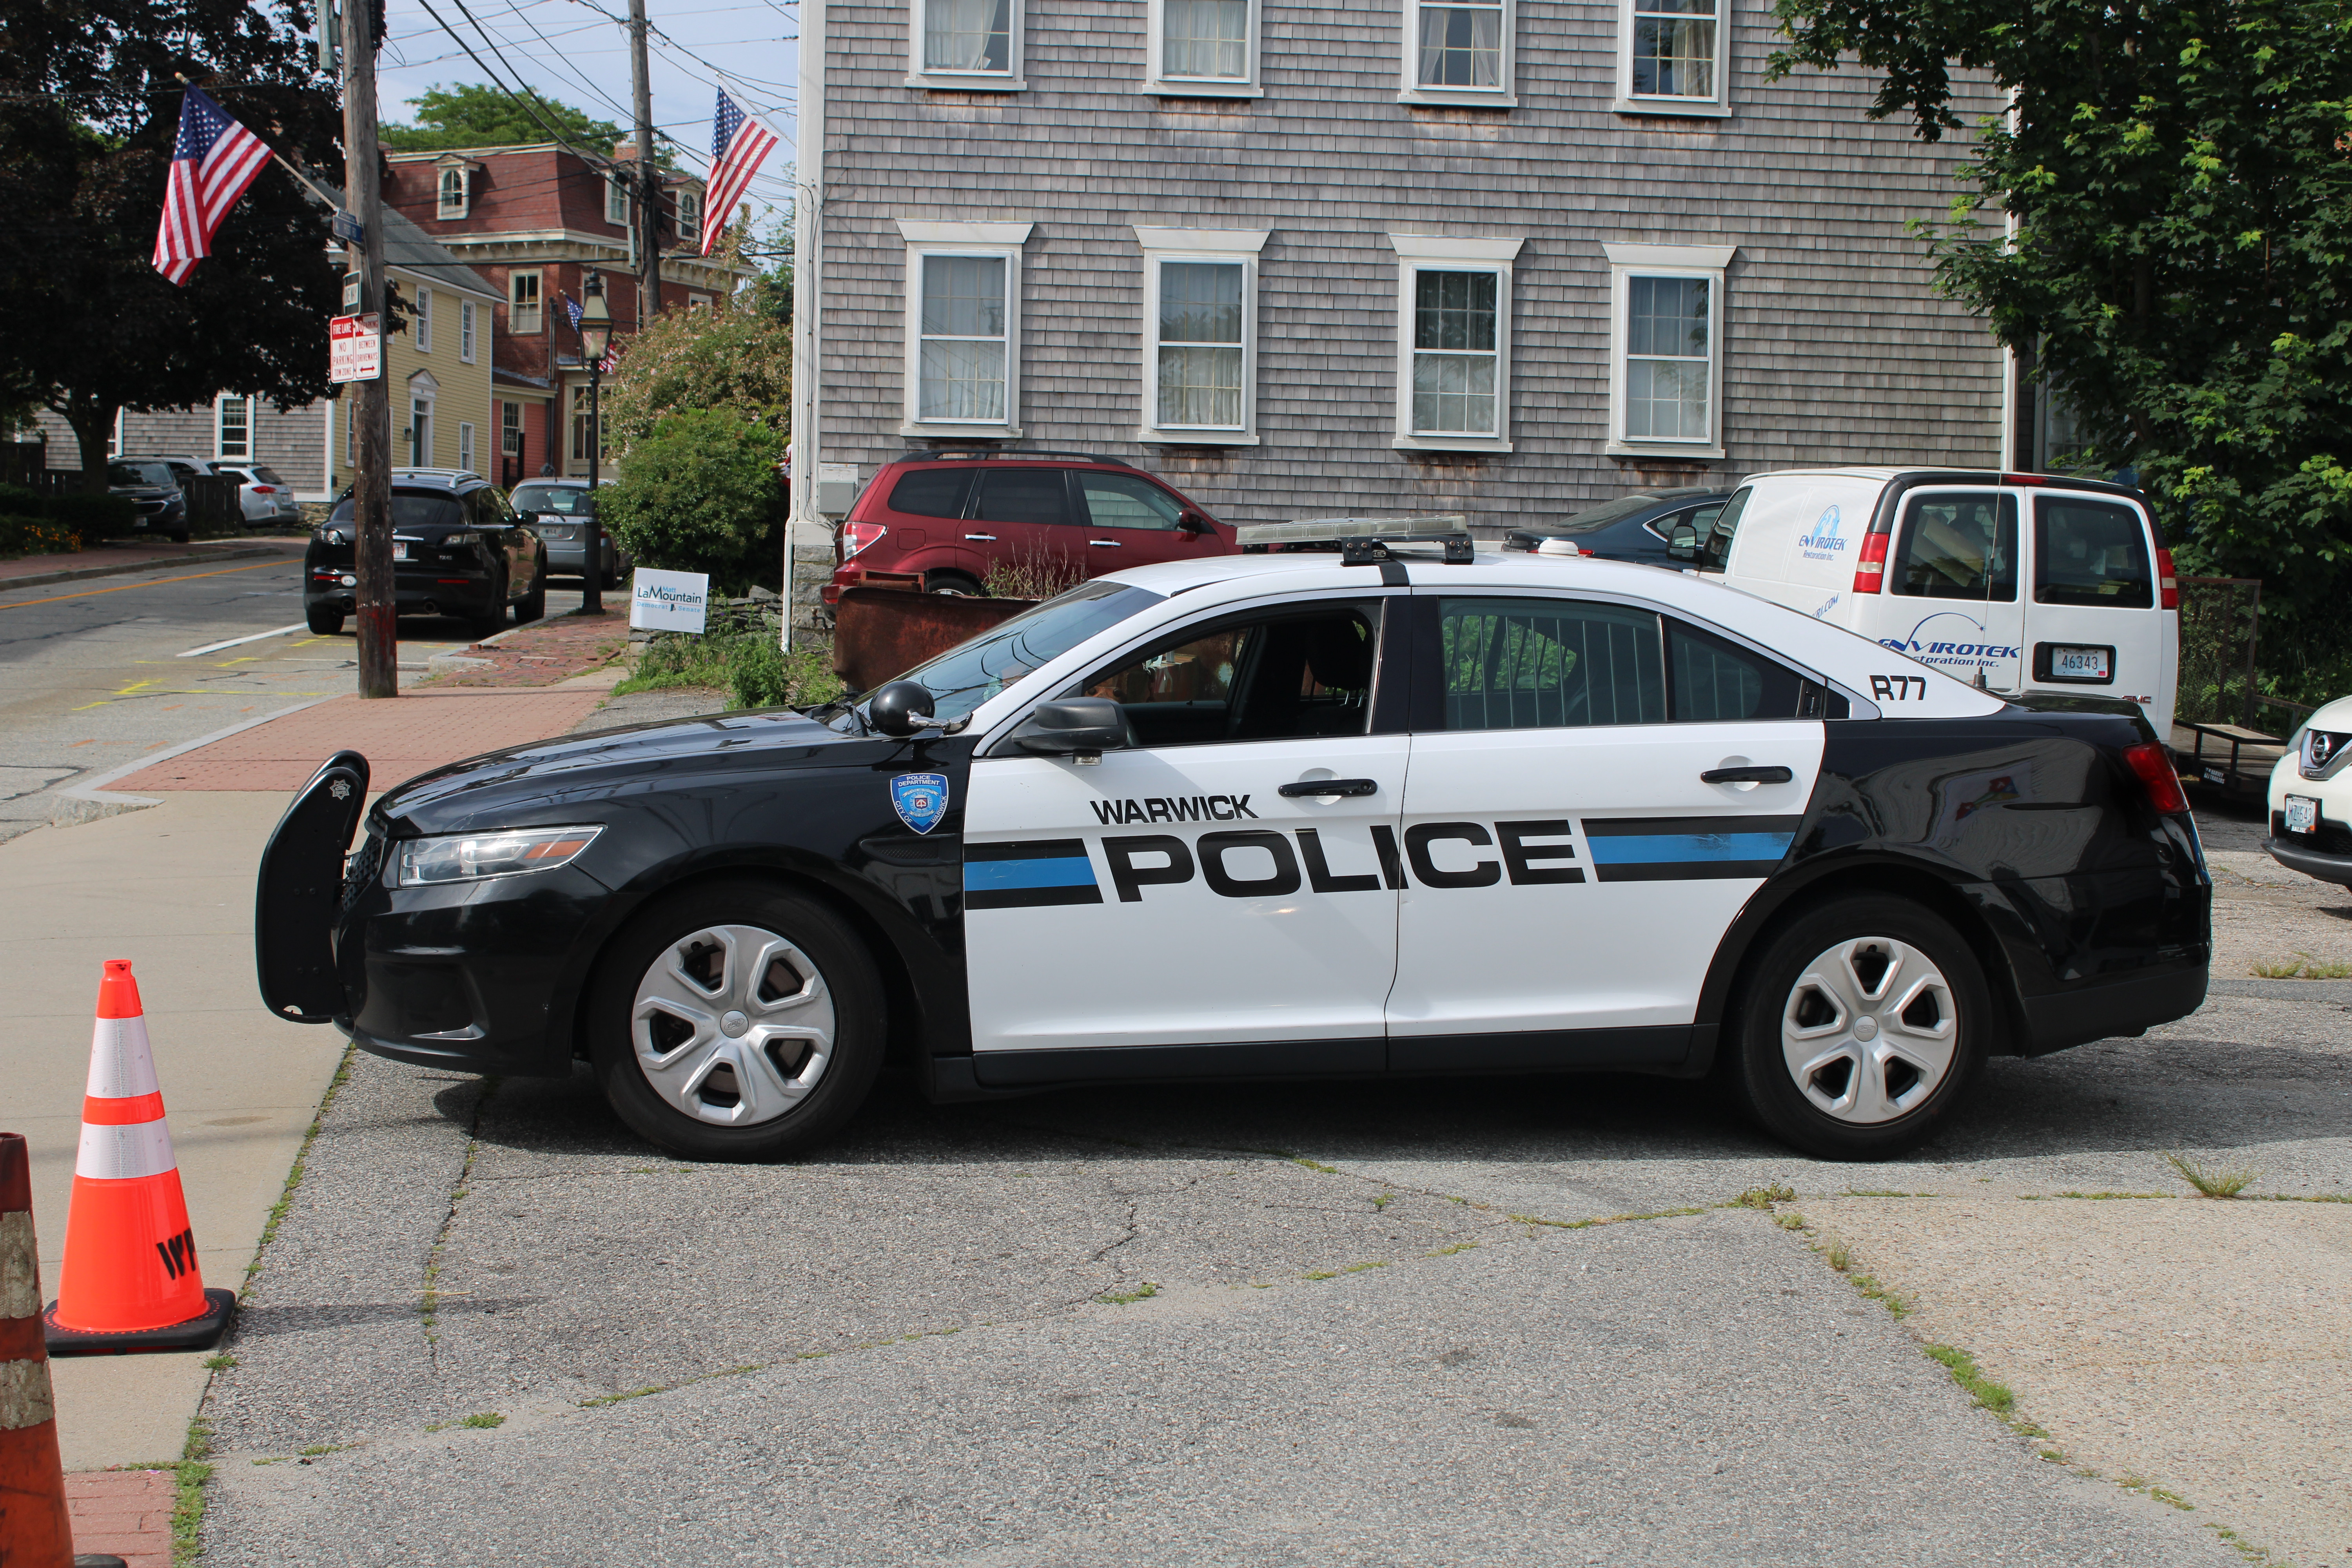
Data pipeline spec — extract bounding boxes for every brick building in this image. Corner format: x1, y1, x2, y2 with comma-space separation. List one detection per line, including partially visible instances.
386, 142, 753, 484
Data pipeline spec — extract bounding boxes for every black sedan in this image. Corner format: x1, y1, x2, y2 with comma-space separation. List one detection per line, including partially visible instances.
1500, 486, 1733, 568
107, 461, 191, 543
304, 472, 546, 638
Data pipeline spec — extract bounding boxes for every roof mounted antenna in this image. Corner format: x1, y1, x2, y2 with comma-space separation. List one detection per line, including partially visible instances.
1236, 513, 1475, 565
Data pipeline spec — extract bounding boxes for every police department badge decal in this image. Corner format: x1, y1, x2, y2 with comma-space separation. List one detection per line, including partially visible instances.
891, 772, 949, 835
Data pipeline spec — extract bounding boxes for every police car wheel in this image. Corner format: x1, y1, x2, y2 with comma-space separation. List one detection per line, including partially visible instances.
588, 881, 884, 1161
1729, 895, 1989, 1160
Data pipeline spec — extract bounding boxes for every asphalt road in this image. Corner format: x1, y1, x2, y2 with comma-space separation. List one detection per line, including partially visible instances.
0, 554, 582, 838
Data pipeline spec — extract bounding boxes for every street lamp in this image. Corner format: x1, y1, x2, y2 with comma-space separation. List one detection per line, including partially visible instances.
579, 268, 613, 614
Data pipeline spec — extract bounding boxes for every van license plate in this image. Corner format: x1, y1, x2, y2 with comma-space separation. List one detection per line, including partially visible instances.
391, 542, 408, 561
2285, 795, 2320, 834
2051, 644, 2111, 679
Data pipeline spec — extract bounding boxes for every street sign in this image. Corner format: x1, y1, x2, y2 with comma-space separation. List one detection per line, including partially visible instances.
330, 209, 364, 246
630, 569, 710, 634
328, 314, 380, 384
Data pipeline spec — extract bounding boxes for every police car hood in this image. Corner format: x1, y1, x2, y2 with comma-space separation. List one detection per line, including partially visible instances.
370, 707, 882, 836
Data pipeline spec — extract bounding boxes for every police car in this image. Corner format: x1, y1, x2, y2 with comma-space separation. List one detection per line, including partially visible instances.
254, 518, 2211, 1163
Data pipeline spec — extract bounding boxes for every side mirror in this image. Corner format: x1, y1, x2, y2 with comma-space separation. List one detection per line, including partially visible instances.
1667, 523, 1699, 563
1013, 698, 1130, 757
1177, 511, 1209, 535
867, 680, 937, 739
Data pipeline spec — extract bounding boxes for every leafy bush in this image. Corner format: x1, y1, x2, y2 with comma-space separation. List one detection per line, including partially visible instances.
623, 626, 842, 711
600, 409, 784, 595
0, 513, 85, 557
0, 482, 46, 517
47, 493, 136, 541
599, 284, 793, 452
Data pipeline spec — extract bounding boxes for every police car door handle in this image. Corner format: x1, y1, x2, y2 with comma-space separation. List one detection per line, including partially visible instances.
1701, 765, 1793, 784
1278, 778, 1379, 798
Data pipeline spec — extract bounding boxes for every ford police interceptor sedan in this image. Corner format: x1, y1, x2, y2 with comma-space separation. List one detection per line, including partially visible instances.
254, 523, 2211, 1163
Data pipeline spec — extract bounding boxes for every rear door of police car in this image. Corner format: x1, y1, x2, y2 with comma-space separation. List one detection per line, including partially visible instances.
962, 590, 1408, 1057
1388, 590, 1825, 1063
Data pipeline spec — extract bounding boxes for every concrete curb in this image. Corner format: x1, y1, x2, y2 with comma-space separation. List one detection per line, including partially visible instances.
2206, 976, 2352, 1003
45, 697, 337, 828
0, 544, 291, 596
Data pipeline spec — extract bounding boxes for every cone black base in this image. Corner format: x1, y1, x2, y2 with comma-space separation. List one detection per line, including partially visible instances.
43, 1287, 235, 1356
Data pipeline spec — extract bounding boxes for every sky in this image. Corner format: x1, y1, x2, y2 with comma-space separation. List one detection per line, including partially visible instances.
372, 0, 800, 232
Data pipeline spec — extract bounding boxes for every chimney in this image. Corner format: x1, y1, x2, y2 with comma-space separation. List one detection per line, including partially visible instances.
613, 140, 638, 161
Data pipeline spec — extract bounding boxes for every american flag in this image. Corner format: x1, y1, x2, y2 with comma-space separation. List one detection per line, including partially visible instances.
700, 90, 779, 258
152, 87, 272, 286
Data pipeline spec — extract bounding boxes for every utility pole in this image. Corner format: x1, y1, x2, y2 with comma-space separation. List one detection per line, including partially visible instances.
343, 0, 395, 697
628, 0, 660, 327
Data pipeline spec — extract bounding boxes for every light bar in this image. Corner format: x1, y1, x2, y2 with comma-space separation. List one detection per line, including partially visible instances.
1238, 513, 1475, 565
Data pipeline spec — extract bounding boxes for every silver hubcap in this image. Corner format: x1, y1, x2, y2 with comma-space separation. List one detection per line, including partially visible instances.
631, 924, 835, 1127
1781, 936, 1957, 1124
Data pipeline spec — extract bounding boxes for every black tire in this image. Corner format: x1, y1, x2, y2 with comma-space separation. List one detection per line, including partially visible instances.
926, 570, 984, 597
1724, 893, 1992, 1160
514, 577, 546, 624
588, 880, 886, 1161
170, 530, 191, 544
305, 605, 344, 636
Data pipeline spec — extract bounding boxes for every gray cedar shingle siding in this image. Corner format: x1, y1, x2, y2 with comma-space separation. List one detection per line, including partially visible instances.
817, 0, 2006, 527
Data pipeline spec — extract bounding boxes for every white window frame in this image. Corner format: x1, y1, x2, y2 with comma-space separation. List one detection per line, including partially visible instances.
458, 421, 475, 474
437, 166, 470, 218
677, 186, 702, 243
501, 400, 524, 457
1133, 227, 1267, 446
1399, 0, 1518, 109
1614, 0, 1731, 116
1387, 235, 1521, 453
509, 269, 543, 336
408, 376, 437, 468
1143, 0, 1263, 98
105, 409, 123, 458
1603, 240, 1734, 460
688, 292, 714, 312
606, 172, 631, 227
214, 393, 254, 461
460, 300, 477, 363
907, 0, 1026, 92
897, 219, 1032, 439
413, 285, 432, 352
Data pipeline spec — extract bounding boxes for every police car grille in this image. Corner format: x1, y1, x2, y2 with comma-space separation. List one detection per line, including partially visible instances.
342, 831, 384, 908
2278, 813, 2352, 856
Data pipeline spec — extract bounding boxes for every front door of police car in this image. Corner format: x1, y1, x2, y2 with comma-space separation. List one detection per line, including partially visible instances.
1389, 594, 1824, 1053
963, 597, 1404, 1055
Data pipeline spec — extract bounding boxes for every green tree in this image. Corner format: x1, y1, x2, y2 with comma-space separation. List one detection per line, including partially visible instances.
599, 281, 791, 450
601, 407, 784, 594
1770, 0, 2352, 696
0, 0, 343, 491
381, 83, 622, 154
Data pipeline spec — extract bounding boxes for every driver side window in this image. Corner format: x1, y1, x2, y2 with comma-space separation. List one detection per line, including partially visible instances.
1071, 603, 1383, 748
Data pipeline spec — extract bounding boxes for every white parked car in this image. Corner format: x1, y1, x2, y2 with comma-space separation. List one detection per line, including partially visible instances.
213, 463, 303, 523
1692, 468, 2178, 738
2268, 696, 2352, 886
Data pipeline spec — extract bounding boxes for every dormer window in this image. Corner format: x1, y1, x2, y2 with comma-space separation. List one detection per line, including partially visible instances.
677, 186, 702, 244
606, 172, 632, 227
438, 168, 467, 218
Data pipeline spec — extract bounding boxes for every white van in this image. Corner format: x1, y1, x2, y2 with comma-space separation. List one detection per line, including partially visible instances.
1691, 468, 2178, 735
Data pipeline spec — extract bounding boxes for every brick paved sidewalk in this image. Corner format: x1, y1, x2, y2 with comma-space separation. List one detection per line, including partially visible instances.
414, 608, 630, 688
65, 1469, 172, 1568
109, 686, 611, 793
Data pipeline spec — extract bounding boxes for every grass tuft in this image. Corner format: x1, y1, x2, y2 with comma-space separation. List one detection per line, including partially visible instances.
2250, 952, 2352, 980
459, 1412, 505, 1429
1096, 1282, 1160, 1305
1735, 1183, 1797, 1208
1925, 1343, 2015, 1415
2165, 1152, 2258, 1198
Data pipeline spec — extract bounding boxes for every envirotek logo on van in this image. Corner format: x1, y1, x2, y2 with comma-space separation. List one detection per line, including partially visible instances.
1797, 505, 1848, 561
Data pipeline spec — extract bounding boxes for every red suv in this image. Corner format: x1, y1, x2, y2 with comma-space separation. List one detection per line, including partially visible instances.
825, 451, 1235, 601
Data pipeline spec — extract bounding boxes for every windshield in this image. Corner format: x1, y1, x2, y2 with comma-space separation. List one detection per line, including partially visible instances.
874, 580, 1164, 722
513, 485, 591, 515
109, 462, 177, 488
327, 494, 465, 531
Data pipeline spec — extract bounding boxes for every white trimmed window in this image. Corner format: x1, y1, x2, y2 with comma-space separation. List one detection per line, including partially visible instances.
501, 401, 523, 457
408, 378, 436, 467
909, 0, 1024, 91
509, 270, 542, 335
1615, 0, 1729, 115
413, 286, 432, 352
898, 220, 1031, 437
1402, 0, 1516, 107
1134, 227, 1266, 446
677, 186, 702, 243
437, 166, 469, 218
606, 172, 631, 227
688, 292, 714, 312
1604, 241, 1733, 458
215, 394, 253, 460
458, 421, 475, 474
1388, 235, 1520, 452
1145, 0, 1261, 97
460, 300, 477, 363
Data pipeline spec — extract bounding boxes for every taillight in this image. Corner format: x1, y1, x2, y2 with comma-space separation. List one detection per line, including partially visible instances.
841, 521, 887, 559
2156, 547, 2178, 610
1852, 532, 1889, 594
251, 485, 276, 494
2123, 741, 2189, 815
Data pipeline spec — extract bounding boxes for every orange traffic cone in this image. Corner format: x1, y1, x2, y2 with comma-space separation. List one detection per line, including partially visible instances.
42, 962, 233, 1356
2, 1131, 77, 1565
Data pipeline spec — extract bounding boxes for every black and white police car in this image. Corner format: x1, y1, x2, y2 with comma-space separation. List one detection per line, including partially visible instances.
255, 518, 2210, 1163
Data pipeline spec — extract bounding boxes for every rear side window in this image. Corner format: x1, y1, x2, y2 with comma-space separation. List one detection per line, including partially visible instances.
1893, 491, 2017, 601
974, 469, 1070, 526
1437, 598, 1665, 730
885, 467, 975, 519
2035, 497, 2152, 608
1665, 620, 1841, 719
1077, 472, 1185, 530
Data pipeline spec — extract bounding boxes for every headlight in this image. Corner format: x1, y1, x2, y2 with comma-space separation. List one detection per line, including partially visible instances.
443, 531, 481, 545
395, 825, 602, 887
